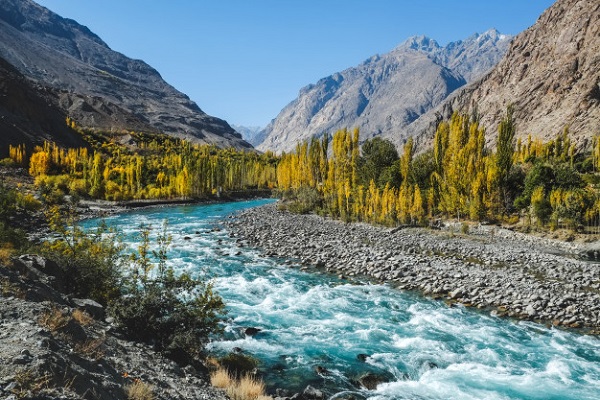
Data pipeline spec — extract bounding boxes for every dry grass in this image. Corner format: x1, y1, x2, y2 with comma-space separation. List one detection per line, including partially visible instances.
125, 380, 155, 400
72, 309, 94, 326
74, 337, 105, 360
0, 244, 15, 265
210, 367, 233, 388
210, 367, 272, 400
230, 375, 269, 400
39, 307, 71, 331
11, 369, 51, 399
1, 276, 24, 298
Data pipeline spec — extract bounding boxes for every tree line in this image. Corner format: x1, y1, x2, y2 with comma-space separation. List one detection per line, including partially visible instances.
277, 109, 600, 231
5, 110, 600, 231
12, 128, 278, 202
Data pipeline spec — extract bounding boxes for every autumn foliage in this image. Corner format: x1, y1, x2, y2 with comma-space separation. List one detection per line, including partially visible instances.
277, 111, 600, 231
26, 132, 277, 202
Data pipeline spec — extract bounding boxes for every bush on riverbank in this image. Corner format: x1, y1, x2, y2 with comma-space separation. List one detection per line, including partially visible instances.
41, 204, 123, 305
109, 222, 226, 358
39, 204, 226, 360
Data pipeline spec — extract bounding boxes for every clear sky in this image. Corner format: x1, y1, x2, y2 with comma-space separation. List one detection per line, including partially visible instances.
35, 0, 555, 128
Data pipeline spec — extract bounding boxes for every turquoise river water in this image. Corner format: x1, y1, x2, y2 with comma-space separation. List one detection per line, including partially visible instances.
84, 199, 600, 400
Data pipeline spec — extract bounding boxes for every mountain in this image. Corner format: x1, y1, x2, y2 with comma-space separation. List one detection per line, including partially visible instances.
231, 124, 267, 147
403, 29, 512, 82
402, 0, 599, 150
0, 55, 86, 157
257, 29, 511, 153
0, 0, 251, 149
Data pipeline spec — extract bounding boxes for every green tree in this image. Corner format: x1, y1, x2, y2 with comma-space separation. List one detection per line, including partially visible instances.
359, 137, 400, 188
496, 105, 517, 214
41, 204, 123, 305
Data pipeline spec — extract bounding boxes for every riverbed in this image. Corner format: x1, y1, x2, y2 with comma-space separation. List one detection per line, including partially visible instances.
85, 199, 600, 400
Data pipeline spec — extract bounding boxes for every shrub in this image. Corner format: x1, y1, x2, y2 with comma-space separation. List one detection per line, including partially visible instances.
40, 205, 123, 305
74, 337, 105, 360
39, 307, 71, 332
460, 223, 469, 235
109, 222, 226, 358
16, 193, 42, 212
218, 353, 259, 378
0, 183, 17, 222
72, 309, 94, 326
279, 187, 322, 214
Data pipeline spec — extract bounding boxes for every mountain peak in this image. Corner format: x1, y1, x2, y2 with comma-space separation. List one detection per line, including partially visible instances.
257, 28, 512, 153
472, 28, 511, 43
400, 0, 600, 151
398, 35, 441, 53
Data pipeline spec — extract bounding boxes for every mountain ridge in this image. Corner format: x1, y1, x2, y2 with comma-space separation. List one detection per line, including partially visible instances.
257, 29, 512, 153
0, 0, 251, 150
395, 0, 599, 151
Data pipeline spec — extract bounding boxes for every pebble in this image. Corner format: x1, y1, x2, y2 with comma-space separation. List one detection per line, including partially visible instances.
226, 204, 600, 332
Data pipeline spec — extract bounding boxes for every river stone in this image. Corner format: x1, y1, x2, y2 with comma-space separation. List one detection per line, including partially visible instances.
302, 385, 324, 399
357, 372, 389, 390
245, 327, 261, 336
449, 288, 463, 299
525, 305, 537, 317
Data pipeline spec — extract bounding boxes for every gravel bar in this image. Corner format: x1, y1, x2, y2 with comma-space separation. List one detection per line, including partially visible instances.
226, 204, 600, 334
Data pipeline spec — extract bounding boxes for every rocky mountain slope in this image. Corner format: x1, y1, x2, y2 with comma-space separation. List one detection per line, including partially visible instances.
402, 0, 599, 150
257, 29, 511, 153
0, 0, 251, 149
0, 255, 227, 400
0, 56, 87, 157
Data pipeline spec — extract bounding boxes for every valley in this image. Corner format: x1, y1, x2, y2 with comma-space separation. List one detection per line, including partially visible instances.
0, 0, 599, 399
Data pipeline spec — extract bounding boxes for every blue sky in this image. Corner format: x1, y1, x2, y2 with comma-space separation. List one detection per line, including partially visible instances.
35, 0, 555, 128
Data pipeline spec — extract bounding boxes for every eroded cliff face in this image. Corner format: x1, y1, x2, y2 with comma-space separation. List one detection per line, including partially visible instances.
0, 0, 251, 149
402, 0, 600, 150
257, 30, 511, 154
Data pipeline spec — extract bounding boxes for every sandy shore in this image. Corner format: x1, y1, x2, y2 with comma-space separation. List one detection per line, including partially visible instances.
226, 203, 600, 334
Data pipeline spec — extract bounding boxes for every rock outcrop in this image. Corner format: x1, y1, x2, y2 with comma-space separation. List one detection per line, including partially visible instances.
402, 0, 600, 150
257, 29, 511, 153
0, 255, 228, 400
0, 0, 251, 149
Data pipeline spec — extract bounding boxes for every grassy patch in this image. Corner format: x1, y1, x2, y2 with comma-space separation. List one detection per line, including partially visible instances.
72, 309, 94, 326
210, 367, 271, 400
125, 380, 155, 400
39, 307, 71, 331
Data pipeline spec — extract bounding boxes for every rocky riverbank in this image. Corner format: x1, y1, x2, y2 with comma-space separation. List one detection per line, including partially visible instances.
226, 204, 600, 334
0, 256, 228, 400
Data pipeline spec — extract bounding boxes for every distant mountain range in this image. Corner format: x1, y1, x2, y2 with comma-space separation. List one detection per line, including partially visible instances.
231, 125, 267, 147
258, 29, 512, 153
401, 0, 600, 150
0, 0, 251, 151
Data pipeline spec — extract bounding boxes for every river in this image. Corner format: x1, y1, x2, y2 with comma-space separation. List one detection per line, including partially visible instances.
84, 199, 600, 400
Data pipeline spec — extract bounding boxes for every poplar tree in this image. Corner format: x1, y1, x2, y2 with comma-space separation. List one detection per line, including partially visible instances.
496, 105, 516, 214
